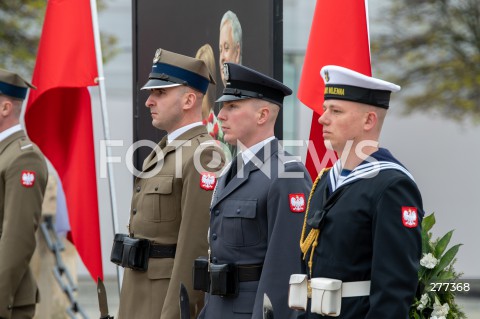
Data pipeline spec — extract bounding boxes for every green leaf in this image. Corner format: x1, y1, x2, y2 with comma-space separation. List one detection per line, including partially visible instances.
422, 213, 436, 233
435, 230, 453, 256
435, 269, 456, 281
433, 244, 462, 277
418, 266, 428, 280
422, 229, 434, 255
421, 215, 435, 254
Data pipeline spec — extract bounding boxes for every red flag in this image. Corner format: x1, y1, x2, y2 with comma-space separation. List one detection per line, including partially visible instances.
298, 0, 372, 178
25, 0, 103, 281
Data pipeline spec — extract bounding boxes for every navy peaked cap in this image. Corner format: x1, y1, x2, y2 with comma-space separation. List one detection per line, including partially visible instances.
216, 63, 292, 106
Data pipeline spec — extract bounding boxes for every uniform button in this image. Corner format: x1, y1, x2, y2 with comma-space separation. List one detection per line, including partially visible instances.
136, 186, 141, 192
155, 186, 159, 191
236, 208, 241, 214
132, 209, 137, 215
8, 304, 13, 309
212, 233, 217, 240
214, 210, 220, 216
212, 257, 218, 263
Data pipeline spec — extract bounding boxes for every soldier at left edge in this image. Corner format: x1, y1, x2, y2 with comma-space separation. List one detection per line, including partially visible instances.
0, 68, 49, 319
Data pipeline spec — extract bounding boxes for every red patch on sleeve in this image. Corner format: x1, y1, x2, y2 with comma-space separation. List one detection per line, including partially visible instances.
402, 206, 418, 228
200, 172, 216, 190
289, 193, 306, 213
21, 170, 36, 187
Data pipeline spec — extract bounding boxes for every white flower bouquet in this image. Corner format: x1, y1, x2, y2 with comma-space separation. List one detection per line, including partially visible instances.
410, 213, 466, 319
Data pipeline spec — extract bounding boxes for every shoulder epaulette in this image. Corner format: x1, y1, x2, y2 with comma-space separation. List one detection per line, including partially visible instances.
18, 137, 34, 151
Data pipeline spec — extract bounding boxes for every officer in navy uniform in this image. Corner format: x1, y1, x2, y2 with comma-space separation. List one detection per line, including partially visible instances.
297, 65, 423, 318
196, 63, 312, 319
0, 69, 48, 319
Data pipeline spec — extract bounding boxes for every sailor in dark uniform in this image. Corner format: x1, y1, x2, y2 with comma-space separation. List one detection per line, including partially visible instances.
196, 63, 312, 319
294, 65, 423, 318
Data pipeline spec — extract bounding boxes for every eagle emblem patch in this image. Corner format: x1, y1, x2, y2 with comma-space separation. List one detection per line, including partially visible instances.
21, 170, 36, 187
402, 207, 418, 228
289, 193, 306, 213
200, 172, 216, 190
223, 63, 229, 82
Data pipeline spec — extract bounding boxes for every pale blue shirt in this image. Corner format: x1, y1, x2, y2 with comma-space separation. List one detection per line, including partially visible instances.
167, 122, 203, 144
0, 124, 22, 143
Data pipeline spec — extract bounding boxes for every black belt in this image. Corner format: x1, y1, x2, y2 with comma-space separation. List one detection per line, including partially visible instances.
237, 264, 263, 282
149, 244, 176, 258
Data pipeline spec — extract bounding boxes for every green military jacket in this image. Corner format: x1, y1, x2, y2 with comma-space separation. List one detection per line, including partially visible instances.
118, 125, 225, 319
0, 129, 48, 318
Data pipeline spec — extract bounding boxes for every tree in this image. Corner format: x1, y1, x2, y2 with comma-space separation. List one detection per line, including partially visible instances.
371, 0, 480, 123
0, 0, 44, 74
0, 0, 117, 76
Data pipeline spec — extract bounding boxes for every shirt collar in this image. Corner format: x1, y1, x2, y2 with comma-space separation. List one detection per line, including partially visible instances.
240, 136, 275, 165
167, 122, 202, 144
328, 148, 413, 192
0, 124, 22, 143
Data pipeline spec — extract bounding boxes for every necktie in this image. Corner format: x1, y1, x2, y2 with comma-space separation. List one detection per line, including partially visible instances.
159, 136, 167, 148
225, 153, 242, 185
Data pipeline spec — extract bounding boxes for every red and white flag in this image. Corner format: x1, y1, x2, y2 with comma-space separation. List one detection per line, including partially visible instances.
298, 0, 372, 179
25, 0, 103, 281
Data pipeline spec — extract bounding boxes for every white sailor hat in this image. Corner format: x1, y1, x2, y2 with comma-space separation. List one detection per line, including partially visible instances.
320, 65, 400, 109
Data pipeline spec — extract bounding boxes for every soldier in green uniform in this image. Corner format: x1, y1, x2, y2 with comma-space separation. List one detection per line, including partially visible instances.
0, 69, 48, 319
116, 49, 225, 319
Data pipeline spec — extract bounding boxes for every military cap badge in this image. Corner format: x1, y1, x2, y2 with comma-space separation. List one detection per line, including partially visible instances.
153, 48, 162, 63
223, 63, 230, 82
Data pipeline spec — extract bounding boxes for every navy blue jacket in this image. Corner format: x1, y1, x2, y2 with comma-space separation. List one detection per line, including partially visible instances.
300, 148, 423, 319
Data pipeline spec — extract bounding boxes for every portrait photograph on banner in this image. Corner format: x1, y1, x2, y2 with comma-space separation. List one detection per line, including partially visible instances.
132, 0, 283, 166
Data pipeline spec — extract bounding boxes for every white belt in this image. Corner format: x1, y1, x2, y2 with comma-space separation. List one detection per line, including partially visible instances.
288, 274, 371, 316
341, 280, 371, 297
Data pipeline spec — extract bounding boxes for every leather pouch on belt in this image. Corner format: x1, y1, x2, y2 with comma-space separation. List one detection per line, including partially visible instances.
110, 233, 128, 266
210, 264, 238, 297
310, 278, 342, 317
121, 237, 151, 272
288, 274, 309, 311
193, 256, 210, 292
